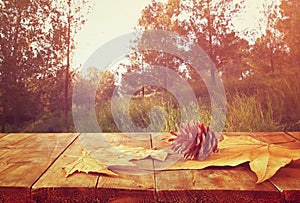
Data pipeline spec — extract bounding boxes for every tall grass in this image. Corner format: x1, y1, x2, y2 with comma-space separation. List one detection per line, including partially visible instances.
95, 71, 300, 133
95, 93, 280, 133
95, 93, 210, 133
23, 70, 300, 132
225, 94, 278, 132
224, 70, 300, 131
264, 73, 300, 130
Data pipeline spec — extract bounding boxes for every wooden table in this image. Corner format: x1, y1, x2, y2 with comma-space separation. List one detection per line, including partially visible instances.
0, 132, 299, 203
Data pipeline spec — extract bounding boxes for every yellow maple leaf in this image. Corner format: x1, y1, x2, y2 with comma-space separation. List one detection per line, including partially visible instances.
63, 146, 167, 177
62, 150, 118, 177
164, 135, 300, 183
113, 145, 168, 161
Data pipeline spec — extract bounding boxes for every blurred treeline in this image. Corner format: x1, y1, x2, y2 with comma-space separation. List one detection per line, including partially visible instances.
1, 0, 300, 133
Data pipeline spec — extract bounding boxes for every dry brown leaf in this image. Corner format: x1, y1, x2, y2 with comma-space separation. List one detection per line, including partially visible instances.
63, 146, 167, 177
62, 150, 118, 177
113, 145, 168, 161
89, 145, 168, 167
165, 135, 300, 183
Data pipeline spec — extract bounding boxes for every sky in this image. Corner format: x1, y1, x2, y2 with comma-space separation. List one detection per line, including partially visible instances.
73, 0, 151, 67
73, 0, 280, 68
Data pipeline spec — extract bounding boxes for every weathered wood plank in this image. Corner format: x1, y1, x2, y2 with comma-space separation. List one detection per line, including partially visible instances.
152, 132, 283, 203
0, 133, 7, 139
1, 132, 300, 202
0, 133, 77, 202
270, 160, 300, 202
95, 173, 156, 203
0, 187, 35, 203
31, 137, 98, 202
154, 166, 283, 203
92, 133, 156, 203
287, 131, 300, 141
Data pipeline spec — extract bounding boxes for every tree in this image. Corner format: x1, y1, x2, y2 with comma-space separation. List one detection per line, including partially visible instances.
249, 30, 286, 75
245, 0, 287, 75
139, 0, 248, 81
57, 0, 92, 121
277, 0, 300, 67
1, 0, 44, 130
0, 0, 90, 132
125, 0, 249, 88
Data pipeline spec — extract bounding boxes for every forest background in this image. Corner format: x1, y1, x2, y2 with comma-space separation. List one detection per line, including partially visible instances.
1, 0, 300, 133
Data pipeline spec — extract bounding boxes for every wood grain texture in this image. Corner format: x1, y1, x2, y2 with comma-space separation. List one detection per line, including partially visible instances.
152, 132, 283, 203
270, 160, 300, 202
0, 133, 77, 202
1, 132, 300, 202
287, 131, 300, 141
0, 187, 35, 203
31, 137, 98, 202
94, 133, 156, 202
0, 133, 7, 139
155, 167, 283, 203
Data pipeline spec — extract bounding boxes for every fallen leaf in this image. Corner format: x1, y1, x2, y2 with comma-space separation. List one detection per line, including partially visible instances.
113, 145, 168, 161
164, 135, 300, 183
63, 150, 118, 177
89, 145, 168, 167
63, 145, 168, 177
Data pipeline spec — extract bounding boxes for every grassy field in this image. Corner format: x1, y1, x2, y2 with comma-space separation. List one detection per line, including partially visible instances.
93, 70, 300, 133
20, 69, 300, 133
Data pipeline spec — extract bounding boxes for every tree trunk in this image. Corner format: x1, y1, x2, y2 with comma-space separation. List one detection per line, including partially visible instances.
1, 123, 4, 133
206, 0, 216, 85
64, 0, 71, 121
1, 117, 5, 133
270, 48, 275, 73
